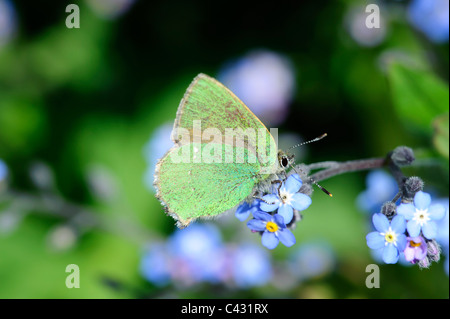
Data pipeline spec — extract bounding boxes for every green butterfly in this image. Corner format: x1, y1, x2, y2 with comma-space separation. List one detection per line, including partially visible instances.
154, 74, 294, 228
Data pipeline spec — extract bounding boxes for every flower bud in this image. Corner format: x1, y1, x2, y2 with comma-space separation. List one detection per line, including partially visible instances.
418, 257, 431, 269
426, 239, 441, 263
381, 202, 397, 218
391, 146, 415, 166
403, 176, 424, 199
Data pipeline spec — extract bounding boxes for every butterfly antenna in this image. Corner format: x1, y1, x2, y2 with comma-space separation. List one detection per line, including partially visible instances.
291, 164, 333, 197
309, 175, 333, 197
288, 133, 332, 197
288, 133, 327, 152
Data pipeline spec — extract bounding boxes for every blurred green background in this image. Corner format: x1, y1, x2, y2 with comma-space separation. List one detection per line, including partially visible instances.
0, 0, 448, 298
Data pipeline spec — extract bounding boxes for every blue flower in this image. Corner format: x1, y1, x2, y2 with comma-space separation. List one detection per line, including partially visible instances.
0, 159, 8, 182
435, 198, 449, 249
288, 241, 335, 281
259, 174, 312, 224
366, 213, 407, 264
408, 0, 449, 43
247, 211, 296, 249
356, 170, 398, 214
397, 191, 446, 239
231, 243, 272, 288
140, 242, 171, 287
0, 0, 17, 48
235, 200, 261, 222
167, 223, 225, 283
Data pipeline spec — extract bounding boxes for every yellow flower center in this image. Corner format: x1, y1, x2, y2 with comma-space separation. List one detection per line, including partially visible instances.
385, 233, 395, 243
381, 227, 398, 245
266, 221, 279, 233
410, 240, 421, 248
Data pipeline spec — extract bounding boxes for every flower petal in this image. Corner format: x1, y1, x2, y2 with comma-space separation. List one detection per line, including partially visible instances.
235, 202, 252, 221
422, 221, 438, 239
406, 220, 421, 237
415, 243, 427, 260
428, 204, 446, 221
390, 215, 406, 234
366, 232, 385, 249
372, 213, 389, 233
414, 191, 431, 210
396, 203, 416, 220
252, 210, 273, 222
291, 193, 312, 211
247, 219, 266, 232
383, 244, 399, 264
404, 246, 415, 262
260, 194, 280, 212
284, 174, 302, 193
273, 214, 286, 228
396, 234, 407, 251
278, 204, 294, 224
261, 231, 279, 249
277, 229, 296, 247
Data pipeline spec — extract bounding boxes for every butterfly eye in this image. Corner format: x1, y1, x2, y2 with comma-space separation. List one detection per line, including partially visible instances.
281, 156, 289, 168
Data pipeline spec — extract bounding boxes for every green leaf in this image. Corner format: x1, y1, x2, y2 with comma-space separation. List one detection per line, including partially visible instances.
433, 113, 449, 159
388, 63, 449, 134
0, 95, 47, 158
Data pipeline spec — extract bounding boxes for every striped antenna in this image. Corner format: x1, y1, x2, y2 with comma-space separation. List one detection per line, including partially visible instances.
288, 133, 332, 197
288, 133, 327, 152
291, 165, 333, 197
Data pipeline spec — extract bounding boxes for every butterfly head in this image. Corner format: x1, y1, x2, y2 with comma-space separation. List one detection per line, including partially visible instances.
278, 150, 295, 170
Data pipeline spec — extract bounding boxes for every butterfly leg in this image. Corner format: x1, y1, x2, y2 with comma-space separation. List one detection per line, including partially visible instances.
252, 192, 277, 205
271, 180, 284, 198
251, 180, 283, 205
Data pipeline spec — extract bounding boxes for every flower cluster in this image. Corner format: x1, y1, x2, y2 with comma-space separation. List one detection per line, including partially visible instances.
235, 174, 312, 250
140, 223, 273, 288
366, 190, 446, 267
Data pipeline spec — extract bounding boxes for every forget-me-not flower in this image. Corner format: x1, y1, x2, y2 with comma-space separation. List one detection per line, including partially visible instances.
231, 243, 272, 288
397, 191, 446, 239
247, 211, 296, 249
403, 236, 428, 264
260, 174, 312, 224
168, 223, 225, 283
366, 213, 407, 264
235, 200, 261, 222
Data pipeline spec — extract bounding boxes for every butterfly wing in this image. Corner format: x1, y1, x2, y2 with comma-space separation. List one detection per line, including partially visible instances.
173, 73, 277, 170
155, 143, 260, 228
154, 74, 279, 228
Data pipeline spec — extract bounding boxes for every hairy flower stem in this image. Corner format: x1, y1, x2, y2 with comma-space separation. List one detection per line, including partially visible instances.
386, 150, 407, 189
306, 157, 387, 183
301, 147, 415, 201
